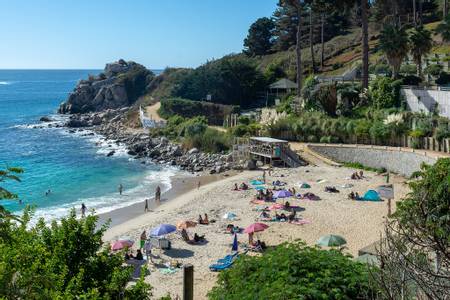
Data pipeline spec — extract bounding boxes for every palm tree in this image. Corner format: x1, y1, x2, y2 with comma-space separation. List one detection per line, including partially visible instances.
309, 5, 317, 73
436, 14, 450, 43
409, 26, 433, 78
379, 24, 409, 78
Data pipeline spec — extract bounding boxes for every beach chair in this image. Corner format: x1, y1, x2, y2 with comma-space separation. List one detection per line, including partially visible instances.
217, 252, 239, 264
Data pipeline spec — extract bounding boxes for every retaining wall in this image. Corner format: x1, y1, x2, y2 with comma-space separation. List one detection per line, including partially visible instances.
308, 144, 438, 177
402, 88, 450, 119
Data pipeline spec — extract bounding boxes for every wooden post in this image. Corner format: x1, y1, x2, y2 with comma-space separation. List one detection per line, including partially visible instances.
387, 198, 392, 217
183, 264, 194, 300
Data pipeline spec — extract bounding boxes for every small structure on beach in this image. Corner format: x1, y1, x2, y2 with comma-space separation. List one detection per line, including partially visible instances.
268, 78, 298, 97
233, 137, 305, 168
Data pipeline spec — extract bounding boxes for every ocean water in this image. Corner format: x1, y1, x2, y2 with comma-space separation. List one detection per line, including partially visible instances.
0, 69, 174, 222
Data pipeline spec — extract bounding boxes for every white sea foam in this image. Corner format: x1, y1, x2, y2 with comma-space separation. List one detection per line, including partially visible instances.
0, 81, 10, 85
27, 167, 177, 225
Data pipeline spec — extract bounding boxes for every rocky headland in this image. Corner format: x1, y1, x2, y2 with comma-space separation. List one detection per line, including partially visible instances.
53, 60, 235, 174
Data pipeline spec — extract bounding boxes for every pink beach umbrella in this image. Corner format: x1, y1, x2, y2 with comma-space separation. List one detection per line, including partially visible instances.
268, 203, 285, 210
244, 223, 269, 234
273, 190, 292, 198
111, 239, 134, 251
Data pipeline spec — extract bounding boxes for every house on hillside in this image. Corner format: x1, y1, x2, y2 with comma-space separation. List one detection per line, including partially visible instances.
268, 78, 298, 98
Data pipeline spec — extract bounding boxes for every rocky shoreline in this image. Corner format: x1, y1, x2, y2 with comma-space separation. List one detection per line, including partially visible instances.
40, 108, 236, 174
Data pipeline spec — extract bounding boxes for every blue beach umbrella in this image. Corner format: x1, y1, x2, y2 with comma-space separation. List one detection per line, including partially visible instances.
150, 224, 176, 237
232, 233, 238, 251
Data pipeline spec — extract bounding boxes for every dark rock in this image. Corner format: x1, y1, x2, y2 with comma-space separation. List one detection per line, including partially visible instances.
40, 116, 53, 122
107, 151, 115, 157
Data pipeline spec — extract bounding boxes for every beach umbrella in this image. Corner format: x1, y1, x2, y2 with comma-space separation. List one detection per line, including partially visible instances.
232, 233, 238, 251
244, 223, 269, 234
268, 203, 284, 210
316, 234, 347, 247
111, 239, 134, 251
273, 190, 292, 198
150, 224, 177, 237
176, 220, 197, 230
250, 180, 264, 186
356, 254, 379, 265
222, 212, 237, 220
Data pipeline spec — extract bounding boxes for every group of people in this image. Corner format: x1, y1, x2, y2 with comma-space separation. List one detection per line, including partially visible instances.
256, 189, 274, 201
348, 191, 362, 200
125, 249, 144, 261
351, 171, 364, 180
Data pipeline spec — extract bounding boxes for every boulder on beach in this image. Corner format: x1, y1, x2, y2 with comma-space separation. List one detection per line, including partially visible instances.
39, 116, 53, 122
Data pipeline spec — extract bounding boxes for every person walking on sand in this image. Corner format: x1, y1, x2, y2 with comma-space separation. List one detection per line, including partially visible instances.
144, 198, 149, 212
81, 203, 87, 218
140, 230, 147, 249
155, 186, 161, 205
197, 181, 201, 190
118, 183, 123, 195
263, 170, 266, 184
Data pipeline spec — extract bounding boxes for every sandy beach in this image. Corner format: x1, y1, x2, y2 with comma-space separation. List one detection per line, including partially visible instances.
104, 163, 409, 299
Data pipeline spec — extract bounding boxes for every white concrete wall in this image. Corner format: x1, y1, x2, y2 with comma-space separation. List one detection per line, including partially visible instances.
402, 88, 450, 119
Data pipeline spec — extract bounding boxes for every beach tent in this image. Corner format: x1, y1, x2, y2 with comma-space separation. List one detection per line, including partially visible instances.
362, 190, 381, 201
298, 182, 311, 189
255, 186, 266, 191
250, 180, 264, 186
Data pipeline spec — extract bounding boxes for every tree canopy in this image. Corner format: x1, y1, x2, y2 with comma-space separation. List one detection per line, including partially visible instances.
208, 241, 377, 299
243, 17, 276, 56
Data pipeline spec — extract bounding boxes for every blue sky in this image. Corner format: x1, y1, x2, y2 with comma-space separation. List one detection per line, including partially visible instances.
0, 0, 277, 69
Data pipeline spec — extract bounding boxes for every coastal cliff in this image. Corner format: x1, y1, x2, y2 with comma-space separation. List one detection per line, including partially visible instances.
58, 59, 153, 114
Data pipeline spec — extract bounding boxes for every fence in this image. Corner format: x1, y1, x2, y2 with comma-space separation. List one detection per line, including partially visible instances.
139, 106, 166, 129
273, 131, 450, 155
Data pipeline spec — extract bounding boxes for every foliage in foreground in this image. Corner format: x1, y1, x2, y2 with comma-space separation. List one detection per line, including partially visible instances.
208, 241, 377, 300
372, 158, 450, 299
0, 209, 152, 299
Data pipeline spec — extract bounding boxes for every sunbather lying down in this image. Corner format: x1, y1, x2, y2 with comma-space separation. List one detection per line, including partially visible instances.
325, 186, 340, 193
180, 229, 206, 244
249, 240, 266, 252
226, 224, 242, 234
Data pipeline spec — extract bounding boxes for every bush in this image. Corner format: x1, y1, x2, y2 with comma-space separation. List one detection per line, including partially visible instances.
332, 62, 344, 70
424, 64, 443, 76
369, 63, 391, 76
159, 98, 237, 125
208, 241, 377, 299
183, 127, 231, 153
368, 77, 402, 109
435, 71, 450, 85
401, 75, 422, 86
400, 64, 417, 75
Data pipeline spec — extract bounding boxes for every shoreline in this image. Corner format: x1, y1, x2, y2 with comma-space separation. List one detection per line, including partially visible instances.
98, 170, 239, 229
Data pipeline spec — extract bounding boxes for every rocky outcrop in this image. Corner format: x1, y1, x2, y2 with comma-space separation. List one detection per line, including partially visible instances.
58, 59, 153, 114
64, 109, 235, 173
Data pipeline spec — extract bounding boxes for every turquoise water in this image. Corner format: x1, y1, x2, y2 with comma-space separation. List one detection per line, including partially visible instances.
0, 70, 174, 222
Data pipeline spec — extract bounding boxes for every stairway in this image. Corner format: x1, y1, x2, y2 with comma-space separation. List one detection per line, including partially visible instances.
280, 147, 308, 167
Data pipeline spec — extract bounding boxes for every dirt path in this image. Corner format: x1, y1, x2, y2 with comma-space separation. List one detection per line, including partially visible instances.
145, 102, 164, 121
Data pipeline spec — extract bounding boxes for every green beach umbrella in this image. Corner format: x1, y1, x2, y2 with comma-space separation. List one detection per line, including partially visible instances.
356, 254, 379, 265
316, 234, 347, 247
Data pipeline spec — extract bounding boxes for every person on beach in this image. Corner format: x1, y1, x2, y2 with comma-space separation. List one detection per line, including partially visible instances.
155, 186, 161, 205
197, 181, 201, 190
233, 183, 239, 191
118, 184, 123, 195
140, 230, 147, 249
135, 249, 144, 260
263, 170, 266, 184
144, 199, 149, 212
45, 189, 51, 196
81, 203, 86, 217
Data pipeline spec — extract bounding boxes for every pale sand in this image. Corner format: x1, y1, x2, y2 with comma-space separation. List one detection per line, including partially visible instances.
104, 164, 409, 299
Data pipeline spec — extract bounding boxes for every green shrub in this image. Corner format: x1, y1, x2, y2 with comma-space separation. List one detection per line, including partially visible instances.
208, 241, 377, 299
368, 77, 402, 109
369, 63, 391, 76
424, 64, 443, 76
409, 129, 426, 138
332, 62, 344, 70
401, 75, 422, 86
400, 64, 417, 75
183, 128, 231, 153
159, 98, 237, 125
435, 72, 450, 85
307, 135, 318, 142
